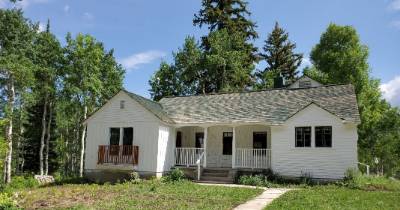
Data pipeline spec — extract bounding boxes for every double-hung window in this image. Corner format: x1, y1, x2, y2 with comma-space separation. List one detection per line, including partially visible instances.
295, 127, 311, 147
315, 126, 332, 147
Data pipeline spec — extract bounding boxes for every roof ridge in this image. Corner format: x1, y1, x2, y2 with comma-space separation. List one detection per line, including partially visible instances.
160, 84, 353, 100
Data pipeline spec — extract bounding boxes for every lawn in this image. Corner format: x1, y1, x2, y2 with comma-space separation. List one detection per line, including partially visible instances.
14, 180, 263, 210
266, 176, 400, 210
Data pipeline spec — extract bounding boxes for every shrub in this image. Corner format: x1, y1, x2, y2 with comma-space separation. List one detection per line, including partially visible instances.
162, 168, 185, 183
238, 175, 272, 187
343, 168, 362, 189
0, 193, 18, 210
2, 176, 39, 193
129, 171, 141, 184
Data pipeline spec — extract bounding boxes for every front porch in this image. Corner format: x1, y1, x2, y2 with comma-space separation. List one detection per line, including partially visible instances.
174, 125, 272, 180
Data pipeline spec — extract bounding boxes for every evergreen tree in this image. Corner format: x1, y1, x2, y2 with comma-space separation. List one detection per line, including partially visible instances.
257, 22, 303, 88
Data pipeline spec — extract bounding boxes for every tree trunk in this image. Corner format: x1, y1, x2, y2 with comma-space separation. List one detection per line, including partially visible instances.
44, 102, 52, 175
79, 105, 87, 177
3, 76, 15, 183
39, 95, 48, 175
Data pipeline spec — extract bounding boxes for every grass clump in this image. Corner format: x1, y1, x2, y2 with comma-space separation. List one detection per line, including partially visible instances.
162, 168, 186, 183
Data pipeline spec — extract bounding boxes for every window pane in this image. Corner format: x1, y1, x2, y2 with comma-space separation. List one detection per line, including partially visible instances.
123, 127, 133, 145
295, 127, 311, 147
315, 126, 332, 147
253, 132, 267, 149
110, 128, 120, 145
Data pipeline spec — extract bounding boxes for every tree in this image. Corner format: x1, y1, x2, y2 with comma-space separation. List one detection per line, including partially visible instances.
194, 0, 258, 78
31, 20, 62, 175
309, 23, 400, 176
62, 33, 124, 177
193, 0, 257, 39
149, 62, 182, 101
257, 22, 303, 88
310, 24, 369, 95
0, 9, 35, 183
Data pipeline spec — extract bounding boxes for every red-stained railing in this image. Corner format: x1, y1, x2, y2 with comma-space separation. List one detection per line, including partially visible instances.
98, 145, 139, 165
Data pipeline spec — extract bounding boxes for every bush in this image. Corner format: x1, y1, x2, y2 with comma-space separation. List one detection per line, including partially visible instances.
2, 176, 39, 193
343, 168, 362, 189
238, 175, 272, 187
129, 171, 141, 184
162, 168, 185, 183
0, 193, 18, 210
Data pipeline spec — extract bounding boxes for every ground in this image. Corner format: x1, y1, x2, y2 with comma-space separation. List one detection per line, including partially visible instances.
14, 180, 263, 210
266, 176, 400, 210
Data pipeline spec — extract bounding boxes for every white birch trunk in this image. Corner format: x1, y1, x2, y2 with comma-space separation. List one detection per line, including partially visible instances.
4, 76, 15, 183
39, 96, 48, 176
44, 102, 52, 175
79, 105, 87, 177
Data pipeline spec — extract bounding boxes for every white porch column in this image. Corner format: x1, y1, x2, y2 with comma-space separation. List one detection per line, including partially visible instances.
232, 126, 236, 168
203, 126, 208, 168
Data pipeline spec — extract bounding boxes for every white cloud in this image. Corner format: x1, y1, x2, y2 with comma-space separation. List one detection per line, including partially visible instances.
119, 50, 166, 71
301, 57, 312, 66
15, 0, 49, 9
38, 22, 46, 32
83, 12, 94, 20
380, 76, 400, 107
389, 0, 400, 11
64, 4, 70, 13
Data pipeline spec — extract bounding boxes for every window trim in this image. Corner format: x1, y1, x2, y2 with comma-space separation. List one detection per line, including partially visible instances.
295, 126, 312, 148
315, 126, 332, 148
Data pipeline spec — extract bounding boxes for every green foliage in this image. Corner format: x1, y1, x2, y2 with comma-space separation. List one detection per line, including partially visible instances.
0, 176, 39, 194
128, 171, 141, 184
238, 175, 271, 187
149, 62, 183, 101
162, 168, 186, 183
0, 192, 18, 210
257, 22, 303, 88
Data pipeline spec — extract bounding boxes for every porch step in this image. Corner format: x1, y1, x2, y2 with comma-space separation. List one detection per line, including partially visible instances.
202, 172, 228, 177
200, 175, 234, 183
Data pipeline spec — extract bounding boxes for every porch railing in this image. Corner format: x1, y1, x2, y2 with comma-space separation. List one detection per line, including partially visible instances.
235, 148, 271, 169
98, 145, 139, 165
175, 147, 204, 167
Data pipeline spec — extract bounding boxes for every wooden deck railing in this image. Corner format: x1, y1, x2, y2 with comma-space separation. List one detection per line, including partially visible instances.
98, 145, 139, 165
175, 148, 204, 166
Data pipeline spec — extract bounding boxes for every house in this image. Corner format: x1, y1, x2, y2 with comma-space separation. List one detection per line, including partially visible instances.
84, 77, 360, 182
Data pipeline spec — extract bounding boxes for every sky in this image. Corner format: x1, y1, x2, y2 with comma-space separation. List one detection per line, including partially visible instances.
1, 0, 400, 106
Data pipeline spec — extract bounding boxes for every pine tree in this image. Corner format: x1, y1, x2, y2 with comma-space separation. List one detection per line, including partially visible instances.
257, 22, 303, 88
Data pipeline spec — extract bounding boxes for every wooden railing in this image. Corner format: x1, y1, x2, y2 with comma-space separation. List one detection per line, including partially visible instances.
235, 148, 271, 169
175, 147, 204, 167
98, 145, 139, 165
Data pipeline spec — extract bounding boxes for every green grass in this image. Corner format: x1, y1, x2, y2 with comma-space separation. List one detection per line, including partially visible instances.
15, 180, 263, 210
266, 185, 400, 210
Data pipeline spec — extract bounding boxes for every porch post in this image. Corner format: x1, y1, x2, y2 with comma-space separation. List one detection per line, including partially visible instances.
232, 126, 236, 168
203, 126, 208, 168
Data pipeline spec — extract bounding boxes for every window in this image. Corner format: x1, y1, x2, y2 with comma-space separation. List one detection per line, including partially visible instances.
222, 132, 233, 155
123, 127, 133, 145
299, 80, 311, 88
253, 132, 267, 149
109, 128, 120, 155
120, 100, 125, 109
295, 127, 311, 147
176, 131, 182, 148
195, 132, 204, 148
315, 126, 332, 147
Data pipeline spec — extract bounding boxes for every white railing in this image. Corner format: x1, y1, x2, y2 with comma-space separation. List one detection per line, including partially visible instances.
235, 148, 271, 169
196, 151, 205, 180
175, 148, 205, 167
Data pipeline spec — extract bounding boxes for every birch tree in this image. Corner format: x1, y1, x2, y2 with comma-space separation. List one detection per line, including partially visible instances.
0, 9, 35, 183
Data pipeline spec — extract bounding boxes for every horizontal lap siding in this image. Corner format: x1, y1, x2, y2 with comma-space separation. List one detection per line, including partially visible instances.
85, 92, 160, 172
271, 104, 358, 179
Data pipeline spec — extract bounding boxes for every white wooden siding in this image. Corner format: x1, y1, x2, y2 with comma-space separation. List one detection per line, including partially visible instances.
85, 91, 161, 173
271, 103, 358, 179
156, 125, 175, 173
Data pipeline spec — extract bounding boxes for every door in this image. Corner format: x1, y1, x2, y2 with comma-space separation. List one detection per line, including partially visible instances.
220, 132, 233, 167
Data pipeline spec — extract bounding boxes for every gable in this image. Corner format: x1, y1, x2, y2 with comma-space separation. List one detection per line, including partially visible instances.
85, 91, 161, 124
285, 103, 344, 125
289, 76, 322, 89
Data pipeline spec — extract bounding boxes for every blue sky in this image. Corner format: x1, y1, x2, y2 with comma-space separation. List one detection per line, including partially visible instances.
1, 0, 400, 106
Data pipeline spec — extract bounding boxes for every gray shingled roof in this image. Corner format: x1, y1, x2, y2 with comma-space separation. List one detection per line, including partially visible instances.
123, 90, 173, 123
157, 84, 360, 125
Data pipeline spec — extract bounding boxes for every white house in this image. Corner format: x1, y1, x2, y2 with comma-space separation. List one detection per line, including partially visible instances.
84, 77, 360, 182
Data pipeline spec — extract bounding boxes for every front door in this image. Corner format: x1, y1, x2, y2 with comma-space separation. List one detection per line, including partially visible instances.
220, 132, 233, 167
